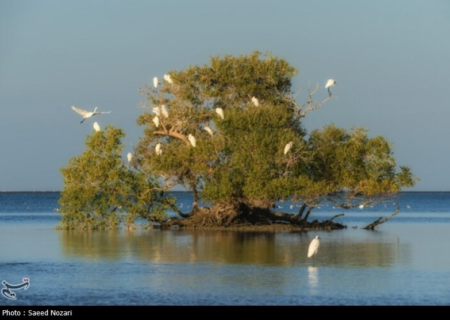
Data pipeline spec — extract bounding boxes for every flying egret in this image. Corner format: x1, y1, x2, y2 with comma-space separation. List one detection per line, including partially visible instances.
127, 152, 132, 163
325, 79, 336, 97
308, 235, 321, 265
152, 116, 160, 128
155, 143, 162, 155
204, 125, 214, 136
163, 74, 173, 84
188, 134, 196, 147
153, 77, 158, 88
215, 107, 224, 119
284, 141, 293, 155
93, 122, 101, 132
161, 105, 169, 118
251, 96, 259, 107
71, 106, 111, 123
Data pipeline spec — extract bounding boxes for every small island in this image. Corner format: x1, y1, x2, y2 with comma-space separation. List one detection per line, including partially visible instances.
57, 52, 417, 231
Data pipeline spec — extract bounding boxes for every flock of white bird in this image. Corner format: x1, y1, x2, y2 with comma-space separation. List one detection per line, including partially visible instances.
70, 78, 334, 264
71, 78, 336, 166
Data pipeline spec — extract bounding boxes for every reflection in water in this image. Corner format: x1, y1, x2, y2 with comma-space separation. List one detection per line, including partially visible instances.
308, 266, 319, 293
59, 229, 408, 269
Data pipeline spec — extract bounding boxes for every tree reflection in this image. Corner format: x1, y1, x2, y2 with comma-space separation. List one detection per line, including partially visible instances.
59, 230, 408, 268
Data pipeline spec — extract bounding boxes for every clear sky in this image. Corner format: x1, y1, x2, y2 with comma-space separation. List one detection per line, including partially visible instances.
1, 0, 449, 191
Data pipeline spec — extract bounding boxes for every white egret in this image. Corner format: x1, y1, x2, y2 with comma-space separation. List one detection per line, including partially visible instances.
359, 204, 364, 209
163, 74, 173, 84
204, 125, 214, 136
127, 152, 133, 163
215, 107, 224, 119
325, 79, 336, 97
308, 235, 321, 265
152, 107, 161, 116
251, 96, 259, 107
161, 105, 169, 118
153, 77, 158, 88
284, 141, 293, 155
71, 106, 111, 123
93, 122, 101, 132
152, 116, 160, 128
155, 143, 162, 155
188, 134, 196, 147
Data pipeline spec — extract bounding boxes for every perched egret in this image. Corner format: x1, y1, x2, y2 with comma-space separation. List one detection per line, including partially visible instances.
251, 96, 259, 107
155, 143, 162, 155
71, 106, 111, 123
127, 152, 133, 163
152, 107, 161, 116
152, 116, 160, 128
163, 74, 173, 84
204, 125, 214, 136
188, 134, 196, 147
284, 141, 293, 155
153, 77, 158, 88
215, 107, 224, 119
161, 105, 169, 118
308, 236, 321, 265
93, 122, 101, 132
325, 79, 336, 97
359, 204, 364, 209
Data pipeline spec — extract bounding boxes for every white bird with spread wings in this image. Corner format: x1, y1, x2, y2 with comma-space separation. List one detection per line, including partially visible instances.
71, 106, 111, 123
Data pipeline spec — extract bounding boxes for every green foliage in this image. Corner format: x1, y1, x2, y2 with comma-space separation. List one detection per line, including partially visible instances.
298, 124, 418, 210
61, 51, 418, 228
137, 51, 307, 207
136, 50, 417, 219
58, 126, 170, 230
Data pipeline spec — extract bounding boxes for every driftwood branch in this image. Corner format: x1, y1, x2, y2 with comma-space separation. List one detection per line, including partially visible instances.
363, 204, 400, 230
329, 213, 345, 222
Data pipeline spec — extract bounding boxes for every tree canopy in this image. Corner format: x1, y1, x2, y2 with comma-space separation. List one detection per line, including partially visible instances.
59, 51, 417, 229
58, 125, 172, 230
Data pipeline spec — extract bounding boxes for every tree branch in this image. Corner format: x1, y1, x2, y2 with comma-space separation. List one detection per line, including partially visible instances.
363, 204, 400, 230
153, 129, 190, 146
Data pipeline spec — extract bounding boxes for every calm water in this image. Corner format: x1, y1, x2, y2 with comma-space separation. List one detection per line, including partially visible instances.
1, 192, 450, 306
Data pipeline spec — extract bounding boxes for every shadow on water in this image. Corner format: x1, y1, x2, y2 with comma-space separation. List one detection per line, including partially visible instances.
58, 229, 410, 269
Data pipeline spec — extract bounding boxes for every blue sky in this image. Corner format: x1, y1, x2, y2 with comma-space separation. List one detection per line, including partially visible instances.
1, 0, 449, 191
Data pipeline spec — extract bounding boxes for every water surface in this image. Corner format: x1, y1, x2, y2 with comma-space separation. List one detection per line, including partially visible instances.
1, 192, 449, 306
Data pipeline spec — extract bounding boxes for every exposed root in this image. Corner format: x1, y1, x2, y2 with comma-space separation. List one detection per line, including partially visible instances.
159, 204, 346, 231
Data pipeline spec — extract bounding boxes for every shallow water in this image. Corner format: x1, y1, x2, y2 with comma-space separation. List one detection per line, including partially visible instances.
1, 192, 450, 306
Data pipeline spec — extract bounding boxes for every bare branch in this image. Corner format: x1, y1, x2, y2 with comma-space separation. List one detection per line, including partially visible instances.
363, 204, 400, 230
153, 129, 191, 146
329, 213, 345, 222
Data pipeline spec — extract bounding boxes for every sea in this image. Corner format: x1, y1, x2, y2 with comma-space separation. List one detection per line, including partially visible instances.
0, 191, 449, 308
